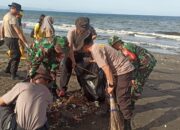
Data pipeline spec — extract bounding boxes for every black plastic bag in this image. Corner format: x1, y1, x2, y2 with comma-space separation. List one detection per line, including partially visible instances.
75, 62, 107, 102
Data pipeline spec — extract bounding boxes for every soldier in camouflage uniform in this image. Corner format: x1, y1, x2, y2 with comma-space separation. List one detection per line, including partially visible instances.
108, 36, 157, 101
28, 36, 69, 97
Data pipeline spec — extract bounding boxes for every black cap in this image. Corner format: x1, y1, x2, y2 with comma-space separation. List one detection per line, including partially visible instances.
8, 2, 23, 12
75, 17, 90, 29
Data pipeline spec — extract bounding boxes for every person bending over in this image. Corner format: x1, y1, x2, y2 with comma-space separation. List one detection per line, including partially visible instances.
29, 36, 69, 98
108, 36, 157, 104
58, 17, 97, 97
82, 34, 135, 130
0, 67, 53, 130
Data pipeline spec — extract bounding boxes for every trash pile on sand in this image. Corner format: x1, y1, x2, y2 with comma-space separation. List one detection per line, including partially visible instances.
48, 90, 107, 129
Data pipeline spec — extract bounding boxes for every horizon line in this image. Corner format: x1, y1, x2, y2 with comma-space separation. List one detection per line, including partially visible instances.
0, 7, 180, 18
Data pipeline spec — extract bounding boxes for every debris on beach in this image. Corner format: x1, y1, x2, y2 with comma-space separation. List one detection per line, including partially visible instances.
48, 90, 105, 129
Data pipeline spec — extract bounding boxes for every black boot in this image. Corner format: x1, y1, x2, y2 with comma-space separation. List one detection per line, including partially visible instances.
10, 58, 20, 79
5, 59, 13, 74
124, 119, 132, 130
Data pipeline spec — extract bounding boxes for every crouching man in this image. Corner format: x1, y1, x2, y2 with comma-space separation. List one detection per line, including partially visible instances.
82, 34, 135, 130
0, 67, 53, 130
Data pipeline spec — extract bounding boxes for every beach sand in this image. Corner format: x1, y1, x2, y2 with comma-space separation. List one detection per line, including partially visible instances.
0, 36, 180, 130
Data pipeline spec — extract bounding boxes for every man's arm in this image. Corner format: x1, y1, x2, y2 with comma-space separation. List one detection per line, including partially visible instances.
0, 83, 23, 106
13, 24, 27, 45
67, 30, 76, 68
102, 65, 114, 94
102, 65, 114, 85
0, 24, 4, 40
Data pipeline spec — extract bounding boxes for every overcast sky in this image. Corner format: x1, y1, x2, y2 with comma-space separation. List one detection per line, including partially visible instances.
1, 0, 180, 16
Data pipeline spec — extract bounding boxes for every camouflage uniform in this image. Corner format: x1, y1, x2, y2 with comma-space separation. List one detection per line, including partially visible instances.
123, 42, 157, 99
28, 37, 69, 93
108, 36, 157, 100
29, 43, 58, 77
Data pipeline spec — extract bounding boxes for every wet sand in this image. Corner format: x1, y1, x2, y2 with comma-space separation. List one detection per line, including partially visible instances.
0, 39, 180, 130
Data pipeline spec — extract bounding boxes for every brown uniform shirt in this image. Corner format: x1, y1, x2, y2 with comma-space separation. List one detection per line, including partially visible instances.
2, 12, 19, 38
91, 44, 134, 76
67, 26, 97, 51
2, 82, 53, 130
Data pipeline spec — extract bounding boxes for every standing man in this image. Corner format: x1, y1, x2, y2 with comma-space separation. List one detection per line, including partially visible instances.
0, 67, 53, 130
1, 2, 27, 80
58, 17, 97, 96
82, 34, 135, 130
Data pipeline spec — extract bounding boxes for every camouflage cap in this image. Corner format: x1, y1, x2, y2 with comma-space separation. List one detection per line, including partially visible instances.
108, 36, 122, 46
54, 36, 69, 53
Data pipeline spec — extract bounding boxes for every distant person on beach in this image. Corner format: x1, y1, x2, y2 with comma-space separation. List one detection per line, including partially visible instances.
40, 16, 55, 42
58, 17, 97, 97
82, 33, 135, 130
32, 14, 46, 41
1, 2, 27, 80
0, 67, 53, 130
108, 36, 157, 105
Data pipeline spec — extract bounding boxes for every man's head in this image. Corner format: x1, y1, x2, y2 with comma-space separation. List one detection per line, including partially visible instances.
75, 17, 90, 33
39, 14, 46, 23
108, 36, 124, 50
82, 33, 94, 53
8, 2, 22, 15
54, 36, 68, 58
31, 67, 52, 86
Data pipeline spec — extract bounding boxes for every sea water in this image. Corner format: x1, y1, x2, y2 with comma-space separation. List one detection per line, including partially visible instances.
0, 9, 180, 55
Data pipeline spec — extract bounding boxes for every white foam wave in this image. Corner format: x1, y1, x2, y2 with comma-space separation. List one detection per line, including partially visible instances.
2, 20, 180, 42
124, 40, 180, 50
23, 22, 180, 41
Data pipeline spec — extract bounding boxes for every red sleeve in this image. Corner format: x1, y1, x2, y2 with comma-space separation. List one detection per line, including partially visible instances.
122, 49, 137, 61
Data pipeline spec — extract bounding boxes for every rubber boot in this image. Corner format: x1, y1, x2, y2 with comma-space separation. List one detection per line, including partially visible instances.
124, 119, 132, 130
5, 59, 13, 74
10, 59, 20, 80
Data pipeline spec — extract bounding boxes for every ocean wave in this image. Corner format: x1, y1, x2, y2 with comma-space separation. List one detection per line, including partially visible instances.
124, 40, 180, 51
2, 20, 180, 42
23, 22, 180, 40
156, 31, 180, 36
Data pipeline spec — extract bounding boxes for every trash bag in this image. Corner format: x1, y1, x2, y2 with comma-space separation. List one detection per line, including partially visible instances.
75, 62, 107, 102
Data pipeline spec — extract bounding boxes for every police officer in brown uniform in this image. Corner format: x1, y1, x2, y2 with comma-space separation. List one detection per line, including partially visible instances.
1, 2, 27, 80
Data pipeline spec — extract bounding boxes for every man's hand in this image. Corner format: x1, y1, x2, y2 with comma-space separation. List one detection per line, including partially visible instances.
106, 86, 114, 94
72, 61, 76, 69
13, 25, 27, 45
0, 97, 6, 106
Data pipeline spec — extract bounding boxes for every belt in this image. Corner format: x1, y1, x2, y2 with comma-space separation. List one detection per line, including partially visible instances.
5, 37, 19, 40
